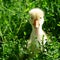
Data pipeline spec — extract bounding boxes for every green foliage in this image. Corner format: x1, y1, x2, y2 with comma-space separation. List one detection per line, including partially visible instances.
0, 0, 60, 60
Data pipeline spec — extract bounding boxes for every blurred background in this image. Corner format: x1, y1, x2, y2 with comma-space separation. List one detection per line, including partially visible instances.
0, 0, 60, 60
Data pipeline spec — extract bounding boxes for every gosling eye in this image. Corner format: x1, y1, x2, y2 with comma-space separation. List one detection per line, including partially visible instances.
40, 17, 42, 19
31, 17, 33, 19
30, 15, 33, 19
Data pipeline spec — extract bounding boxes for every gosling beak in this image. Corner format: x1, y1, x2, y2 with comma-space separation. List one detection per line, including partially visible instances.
33, 19, 39, 28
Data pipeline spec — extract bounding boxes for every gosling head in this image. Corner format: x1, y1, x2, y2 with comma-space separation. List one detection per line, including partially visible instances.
29, 8, 44, 28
